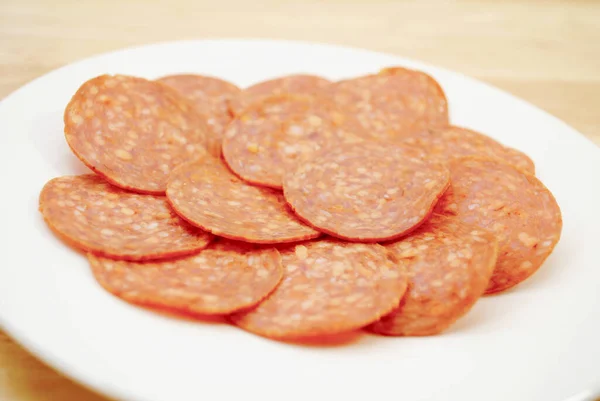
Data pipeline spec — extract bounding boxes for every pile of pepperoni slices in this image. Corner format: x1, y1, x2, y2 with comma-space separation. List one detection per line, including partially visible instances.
38, 68, 562, 340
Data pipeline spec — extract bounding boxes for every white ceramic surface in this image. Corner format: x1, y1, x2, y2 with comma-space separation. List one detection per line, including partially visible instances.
0, 39, 598, 401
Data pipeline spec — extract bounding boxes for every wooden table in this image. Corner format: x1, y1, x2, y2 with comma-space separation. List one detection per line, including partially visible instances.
0, 0, 598, 400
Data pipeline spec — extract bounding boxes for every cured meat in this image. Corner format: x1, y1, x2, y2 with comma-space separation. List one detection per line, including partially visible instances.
156, 74, 241, 152
88, 239, 283, 315
230, 239, 408, 339
369, 214, 498, 336
39, 175, 213, 261
229, 74, 331, 115
222, 94, 367, 189
64, 74, 212, 194
329, 67, 449, 140
282, 142, 450, 242
401, 125, 535, 174
166, 156, 320, 244
435, 156, 562, 293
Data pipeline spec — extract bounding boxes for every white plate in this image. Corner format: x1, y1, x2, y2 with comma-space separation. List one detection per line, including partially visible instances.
0, 39, 599, 401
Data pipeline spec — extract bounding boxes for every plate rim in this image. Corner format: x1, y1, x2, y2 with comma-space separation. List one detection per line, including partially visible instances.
1, 37, 598, 151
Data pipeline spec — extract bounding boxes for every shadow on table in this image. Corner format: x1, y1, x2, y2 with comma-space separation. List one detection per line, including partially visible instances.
0, 331, 109, 401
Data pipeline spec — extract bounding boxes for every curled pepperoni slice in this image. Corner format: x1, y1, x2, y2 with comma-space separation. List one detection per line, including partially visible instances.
369, 214, 498, 336
435, 157, 562, 293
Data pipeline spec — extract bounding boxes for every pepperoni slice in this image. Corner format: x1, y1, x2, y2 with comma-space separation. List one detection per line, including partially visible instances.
283, 142, 450, 242
64, 75, 212, 194
156, 74, 241, 153
230, 74, 331, 115
166, 156, 320, 244
88, 239, 283, 315
368, 215, 498, 336
39, 175, 213, 261
435, 157, 562, 293
401, 125, 535, 174
222, 94, 367, 189
329, 67, 449, 141
230, 239, 408, 339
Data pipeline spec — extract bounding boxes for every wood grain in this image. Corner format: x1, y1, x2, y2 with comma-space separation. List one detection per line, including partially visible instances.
0, 0, 599, 400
